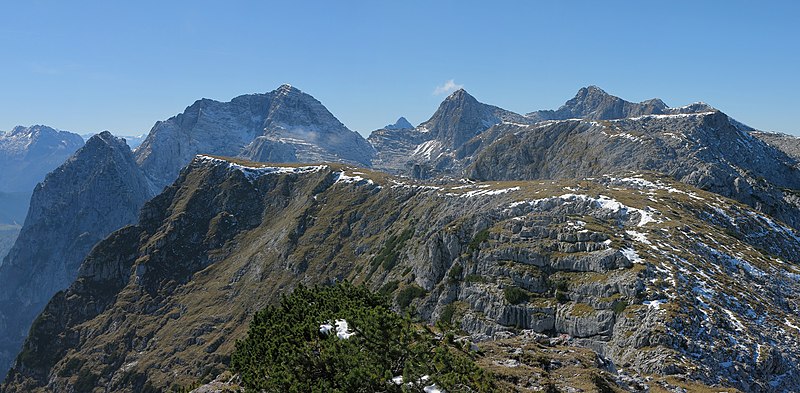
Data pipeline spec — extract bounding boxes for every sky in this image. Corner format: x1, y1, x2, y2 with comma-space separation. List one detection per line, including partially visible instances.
0, 1, 799, 137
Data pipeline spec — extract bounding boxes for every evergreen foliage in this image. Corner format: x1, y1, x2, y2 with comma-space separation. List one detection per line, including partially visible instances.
231, 282, 494, 393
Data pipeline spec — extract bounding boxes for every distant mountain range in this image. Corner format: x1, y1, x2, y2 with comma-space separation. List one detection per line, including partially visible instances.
0, 125, 84, 194
1, 84, 800, 392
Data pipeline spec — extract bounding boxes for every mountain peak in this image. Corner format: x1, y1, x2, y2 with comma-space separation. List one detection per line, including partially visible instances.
444, 88, 472, 102
384, 117, 414, 130
275, 83, 299, 95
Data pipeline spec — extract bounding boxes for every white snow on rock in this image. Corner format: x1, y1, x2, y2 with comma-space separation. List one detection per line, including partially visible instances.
335, 171, 375, 185
621, 248, 645, 264
643, 299, 667, 309
626, 230, 651, 245
197, 155, 327, 182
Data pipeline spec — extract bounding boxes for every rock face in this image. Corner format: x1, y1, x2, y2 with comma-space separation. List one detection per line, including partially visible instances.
3, 156, 799, 392
0, 132, 154, 378
136, 84, 374, 189
0, 125, 84, 193
369, 89, 532, 176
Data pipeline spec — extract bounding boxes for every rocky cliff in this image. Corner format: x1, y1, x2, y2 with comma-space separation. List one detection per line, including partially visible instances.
3, 156, 798, 392
0, 132, 154, 378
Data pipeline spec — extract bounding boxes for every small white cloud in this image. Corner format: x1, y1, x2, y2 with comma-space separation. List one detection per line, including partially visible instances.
433, 79, 464, 95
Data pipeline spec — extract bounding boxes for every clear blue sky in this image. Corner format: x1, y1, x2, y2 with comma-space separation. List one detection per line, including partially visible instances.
1, 1, 798, 136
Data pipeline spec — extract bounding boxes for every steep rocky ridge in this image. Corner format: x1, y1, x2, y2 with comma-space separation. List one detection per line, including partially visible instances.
0, 125, 84, 193
369, 89, 533, 175
136, 84, 374, 189
3, 156, 798, 392
0, 132, 153, 378
466, 112, 800, 231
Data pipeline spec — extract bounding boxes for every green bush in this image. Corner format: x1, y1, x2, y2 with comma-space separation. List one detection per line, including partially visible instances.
231, 282, 494, 393
448, 263, 464, 283
504, 286, 530, 305
372, 227, 415, 271
396, 284, 427, 310
468, 229, 490, 252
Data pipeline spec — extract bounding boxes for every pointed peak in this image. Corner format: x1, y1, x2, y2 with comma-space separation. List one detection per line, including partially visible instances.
576, 85, 610, 97
384, 117, 414, 130
275, 83, 300, 94
445, 88, 472, 101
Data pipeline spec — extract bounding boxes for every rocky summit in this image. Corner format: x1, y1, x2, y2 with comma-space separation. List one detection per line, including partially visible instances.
135, 84, 374, 190
2, 156, 798, 392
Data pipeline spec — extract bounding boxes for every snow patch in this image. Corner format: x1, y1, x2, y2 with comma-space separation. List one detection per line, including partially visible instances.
621, 248, 645, 264
319, 319, 356, 339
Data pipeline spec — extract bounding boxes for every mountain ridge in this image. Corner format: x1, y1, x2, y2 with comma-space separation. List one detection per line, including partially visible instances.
3, 155, 799, 392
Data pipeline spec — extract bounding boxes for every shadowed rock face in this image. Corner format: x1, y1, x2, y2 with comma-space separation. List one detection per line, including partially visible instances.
0, 132, 154, 378
3, 156, 799, 392
136, 84, 374, 190
0, 125, 84, 194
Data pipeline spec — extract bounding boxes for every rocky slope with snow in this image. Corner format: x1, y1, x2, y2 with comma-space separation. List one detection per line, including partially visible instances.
0, 132, 154, 378
136, 84, 374, 189
3, 156, 798, 392
0, 125, 84, 193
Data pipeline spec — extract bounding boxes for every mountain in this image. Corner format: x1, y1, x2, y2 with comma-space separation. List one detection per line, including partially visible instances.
0, 86, 379, 380
466, 111, 800, 229
0, 125, 84, 193
369, 89, 532, 176
525, 85, 716, 122
384, 116, 414, 130
135, 84, 374, 189
82, 133, 147, 150
0, 132, 154, 378
3, 156, 799, 392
